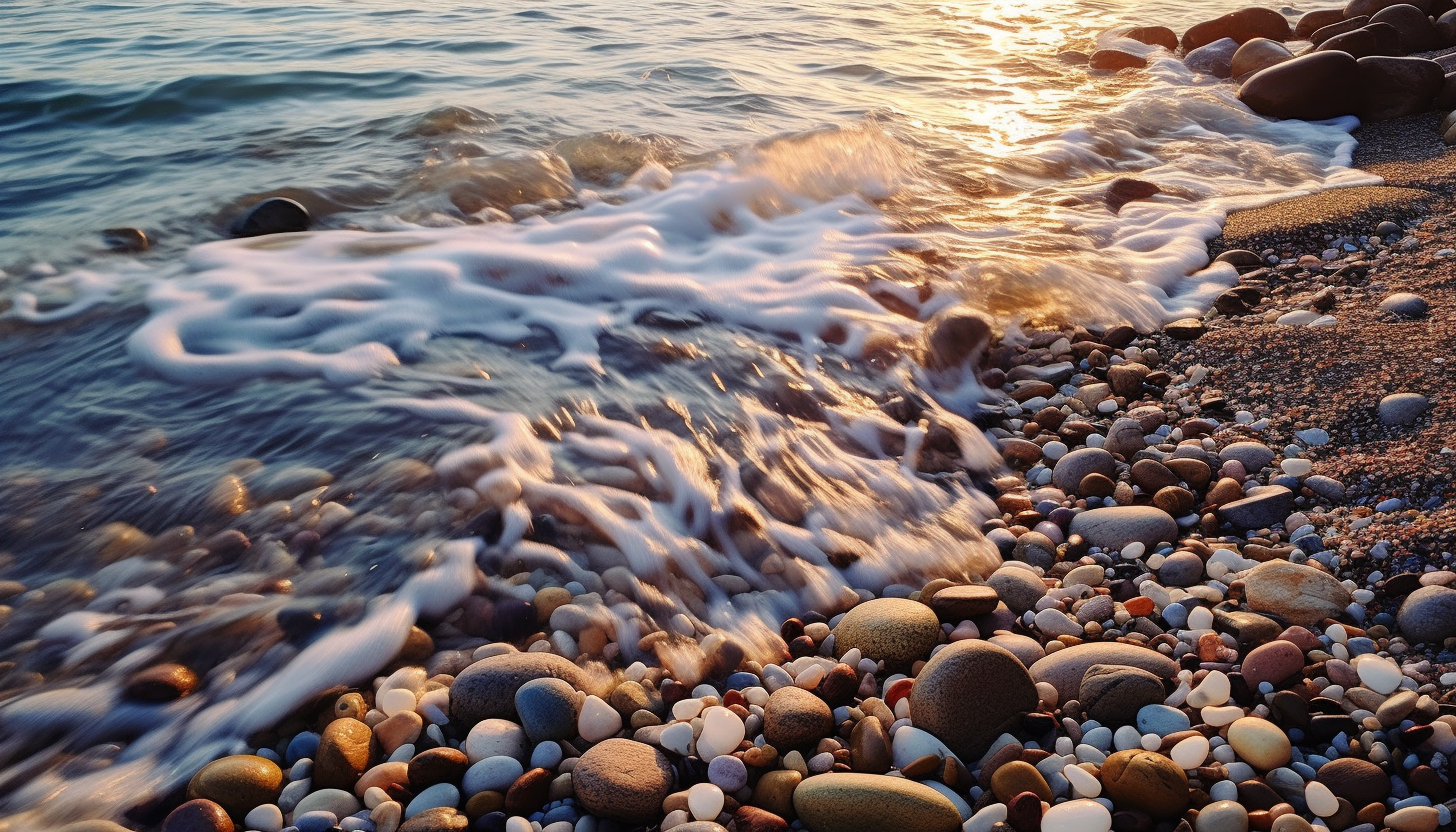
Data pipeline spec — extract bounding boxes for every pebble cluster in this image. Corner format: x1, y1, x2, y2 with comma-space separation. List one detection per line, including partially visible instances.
81, 211, 1453, 832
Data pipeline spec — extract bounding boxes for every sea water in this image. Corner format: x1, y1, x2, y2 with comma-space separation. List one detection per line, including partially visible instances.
0, 0, 1374, 824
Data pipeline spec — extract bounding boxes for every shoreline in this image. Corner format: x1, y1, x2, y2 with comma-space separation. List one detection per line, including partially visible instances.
42, 118, 1451, 832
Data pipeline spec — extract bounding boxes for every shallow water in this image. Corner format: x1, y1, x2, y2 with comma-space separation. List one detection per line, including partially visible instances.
0, 0, 1381, 824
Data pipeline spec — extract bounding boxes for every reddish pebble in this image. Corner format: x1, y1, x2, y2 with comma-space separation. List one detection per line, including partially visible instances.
884, 678, 914, 710
1124, 597, 1155, 617
1005, 791, 1044, 832
724, 689, 747, 708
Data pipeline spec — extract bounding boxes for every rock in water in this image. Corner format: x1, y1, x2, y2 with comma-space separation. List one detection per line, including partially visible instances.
101, 227, 149, 253
1068, 506, 1178, 551
832, 597, 941, 670
572, 738, 675, 824
793, 773, 962, 832
1239, 51, 1360, 120
922, 308, 991, 370
232, 197, 310, 237
1099, 750, 1190, 819
1126, 25, 1179, 50
1357, 56, 1443, 121
908, 640, 1038, 762
1090, 50, 1147, 71
1231, 37, 1293, 77
1185, 38, 1241, 78
451, 652, 588, 727
1029, 642, 1180, 703
1182, 7, 1292, 52
1242, 561, 1352, 627
1105, 178, 1160, 213
1398, 585, 1456, 644
1295, 8, 1346, 38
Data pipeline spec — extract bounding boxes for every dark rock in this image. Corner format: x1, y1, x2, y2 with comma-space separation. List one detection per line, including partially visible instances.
1183, 7, 1293, 51
1243, 51, 1361, 120
409, 747, 469, 790
1231, 38, 1294, 77
102, 227, 150, 253
1370, 3, 1443, 50
1184, 37, 1241, 78
1316, 757, 1391, 807
1310, 14, 1371, 44
1295, 8, 1348, 38
1080, 664, 1167, 726
1091, 50, 1148, 71
1106, 178, 1161, 213
231, 197, 310, 238
451, 653, 588, 727
1357, 56, 1444, 122
1218, 485, 1294, 530
924, 308, 991, 370
124, 663, 199, 702
162, 800, 234, 832
1126, 26, 1180, 50
908, 640, 1038, 761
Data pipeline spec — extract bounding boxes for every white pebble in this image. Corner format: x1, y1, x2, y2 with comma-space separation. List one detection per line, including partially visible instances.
378, 688, 417, 718
1200, 705, 1244, 727
1306, 781, 1339, 817
1186, 671, 1230, 708
672, 697, 706, 721
696, 706, 746, 760
1064, 763, 1102, 798
578, 695, 623, 743
1187, 607, 1214, 630
1355, 655, 1402, 694
687, 782, 724, 821
1171, 736, 1209, 769
1281, 458, 1312, 477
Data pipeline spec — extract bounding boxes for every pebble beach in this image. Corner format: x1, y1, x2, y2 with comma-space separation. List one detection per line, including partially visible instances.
4, 2, 1456, 832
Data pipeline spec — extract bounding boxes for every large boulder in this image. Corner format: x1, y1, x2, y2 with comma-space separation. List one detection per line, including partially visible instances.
908, 640, 1038, 762
1126, 25, 1180, 50
1370, 3, 1443, 51
1183, 7, 1293, 51
1357, 56, 1444, 120
1239, 50, 1361, 119
1438, 8, 1456, 45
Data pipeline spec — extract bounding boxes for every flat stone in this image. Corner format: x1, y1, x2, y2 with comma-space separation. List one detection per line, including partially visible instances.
792, 772, 962, 832
1219, 442, 1275, 472
451, 653, 589, 727
1315, 757, 1390, 808
928, 585, 999, 622
1242, 560, 1352, 627
1218, 485, 1294, 530
572, 738, 675, 824
988, 567, 1048, 615
908, 640, 1038, 762
1029, 642, 1180, 704
1069, 506, 1178, 551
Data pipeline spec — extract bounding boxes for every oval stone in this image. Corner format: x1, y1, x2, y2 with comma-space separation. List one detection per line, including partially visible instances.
1030, 642, 1180, 704
1068, 506, 1178, 551
1239, 51, 1361, 120
572, 738, 675, 824
832, 598, 941, 670
451, 652, 590, 727
187, 756, 284, 823
793, 772, 962, 832
908, 640, 1038, 762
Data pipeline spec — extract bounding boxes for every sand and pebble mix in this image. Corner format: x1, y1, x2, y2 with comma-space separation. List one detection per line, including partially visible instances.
61, 179, 1449, 832
8, 8, 1456, 832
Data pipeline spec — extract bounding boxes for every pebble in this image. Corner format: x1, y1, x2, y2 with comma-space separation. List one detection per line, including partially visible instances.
186, 755, 284, 821
1227, 717, 1291, 769
1042, 798, 1111, 832
792, 772, 962, 832
1099, 749, 1190, 819
909, 639, 1038, 761
831, 598, 941, 669
1378, 392, 1429, 426
571, 739, 674, 824
1378, 292, 1429, 316
763, 684, 833, 749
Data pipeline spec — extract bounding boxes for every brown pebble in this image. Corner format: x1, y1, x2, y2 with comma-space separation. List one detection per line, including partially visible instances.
820, 664, 859, 707
124, 663, 200, 702
991, 760, 1052, 802
397, 807, 468, 832
752, 769, 802, 820
162, 799, 234, 832
314, 717, 373, 792
735, 805, 790, 832
850, 715, 891, 774
464, 790, 504, 820
375, 711, 425, 755
408, 747, 469, 791
504, 767, 553, 815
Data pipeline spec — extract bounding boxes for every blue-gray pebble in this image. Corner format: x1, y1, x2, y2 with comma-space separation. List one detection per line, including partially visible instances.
515, 677, 580, 744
